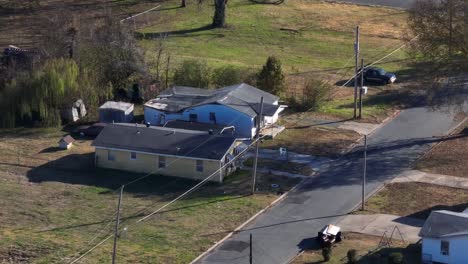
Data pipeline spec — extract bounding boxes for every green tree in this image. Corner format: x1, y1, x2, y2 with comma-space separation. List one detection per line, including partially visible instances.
172, 59, 211, 88
0, 58, 80, 127
388, 252, 403, 264
347, 249, 358, 264
212, 66, 254, 87
322, 247, 332, 262
256, 56, 285, 95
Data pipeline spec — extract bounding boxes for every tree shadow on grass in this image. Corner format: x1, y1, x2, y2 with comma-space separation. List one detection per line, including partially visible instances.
38, 194, 250, 233
136, 24, 214, 39
358, 242, 421, 264
25, 153, 243, 197
404, 203, 468, 220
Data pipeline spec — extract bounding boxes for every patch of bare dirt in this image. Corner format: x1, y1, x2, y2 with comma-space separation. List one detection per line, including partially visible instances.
0, 244, 53, 264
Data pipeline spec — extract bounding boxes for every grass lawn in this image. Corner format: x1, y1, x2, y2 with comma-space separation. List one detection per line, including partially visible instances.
0, 128, 300, 263
363, 182, 468, 220
261, 122, 360, 156
415, 121, 468, 177
139, 0, 409, 73
243, 157, 314, 175
291, 232, 420, 264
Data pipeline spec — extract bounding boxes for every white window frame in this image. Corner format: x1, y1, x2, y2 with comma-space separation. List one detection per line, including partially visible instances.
130, 152, 137, 160
107, 150, 115, 161
158, 156, 166, 168
196, 160, 203, 172
441, 240, 449, 256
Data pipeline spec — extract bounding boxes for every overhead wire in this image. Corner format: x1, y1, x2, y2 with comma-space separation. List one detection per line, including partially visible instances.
66, 108, 253, 262
67, 136, 263, 264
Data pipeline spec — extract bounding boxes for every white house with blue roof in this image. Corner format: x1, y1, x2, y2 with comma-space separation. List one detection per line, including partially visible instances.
143, 83, 286, 138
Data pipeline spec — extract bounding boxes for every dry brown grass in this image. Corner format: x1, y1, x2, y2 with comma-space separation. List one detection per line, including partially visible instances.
264, 0, 408, 40
364, 182, 468, 220
0, 128, 300, 263
415, 121, 468, 177
0, 0, 158, 48
262, 125, 360, 156
291, 232, 419, 264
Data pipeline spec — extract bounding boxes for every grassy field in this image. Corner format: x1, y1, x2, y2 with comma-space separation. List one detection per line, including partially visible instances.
261, 117, 360, 156
139, 0, 408, 73
0, 128, 300, 263
291, 232, 420, 264
363, 182, 468, 220
243, 157, 315, 175
415, 121, 468, 177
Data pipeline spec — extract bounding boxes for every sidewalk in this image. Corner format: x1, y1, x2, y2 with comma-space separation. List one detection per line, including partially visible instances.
336, 214, 424, 243
392, 170, 468, 190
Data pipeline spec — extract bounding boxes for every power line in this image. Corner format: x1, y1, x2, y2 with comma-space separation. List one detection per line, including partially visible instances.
67, 136, 262, 264
119, 5, 161, 23
66, 108, 251, 261
339, 35, 419, 89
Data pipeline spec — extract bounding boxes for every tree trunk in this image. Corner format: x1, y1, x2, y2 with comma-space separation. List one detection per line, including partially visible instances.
181, 0, 186, 8
212, 0, 226, 28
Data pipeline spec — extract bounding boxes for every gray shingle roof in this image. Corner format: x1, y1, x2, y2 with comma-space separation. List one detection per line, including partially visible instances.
92, 124, 236, 160
419, 210, 468, 238
144, 83, 280, 117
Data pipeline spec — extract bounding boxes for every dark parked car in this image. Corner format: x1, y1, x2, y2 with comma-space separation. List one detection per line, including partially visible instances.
73, 123, 107, 138
362, 67, 396, 85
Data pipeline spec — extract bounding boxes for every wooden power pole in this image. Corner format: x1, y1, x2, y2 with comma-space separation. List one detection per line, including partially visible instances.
112, 185, 124, 264
353, 26, 360, 120
249, 233, 253, 264
252, 97, 264, 195
358, 58, 364, 119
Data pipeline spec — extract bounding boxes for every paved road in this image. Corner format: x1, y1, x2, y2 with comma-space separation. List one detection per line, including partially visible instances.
198, 102, 468, 264
331, 0, 415, 9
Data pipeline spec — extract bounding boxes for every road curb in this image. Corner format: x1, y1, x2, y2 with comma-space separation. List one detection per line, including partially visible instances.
340, 110, 402, 156
189, 179, 305, 264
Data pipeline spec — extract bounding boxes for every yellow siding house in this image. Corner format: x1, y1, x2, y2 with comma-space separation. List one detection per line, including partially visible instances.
92, 124, 240, 182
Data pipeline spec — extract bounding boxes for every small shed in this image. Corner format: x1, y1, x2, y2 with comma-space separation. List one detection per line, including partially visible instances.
99, 101, 134, 123
59, 135, 75, 149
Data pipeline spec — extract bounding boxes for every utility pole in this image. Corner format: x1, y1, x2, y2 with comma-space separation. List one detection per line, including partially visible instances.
361, 135, 367, 211
165, 55, 171, 89
249, 233, 253, 264
353, 26, 360, 120
252, 97, 264, 195
448, 0, 453, 55
358, 58, 364, 119
112, 185, 124, 264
